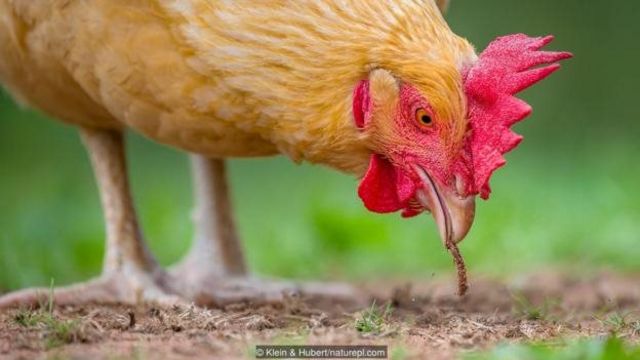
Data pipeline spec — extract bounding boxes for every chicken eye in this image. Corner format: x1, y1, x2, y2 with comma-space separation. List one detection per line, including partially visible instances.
415, 108, 432, 127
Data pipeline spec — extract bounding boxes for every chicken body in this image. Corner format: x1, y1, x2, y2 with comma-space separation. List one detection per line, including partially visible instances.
0, 0, 471, 173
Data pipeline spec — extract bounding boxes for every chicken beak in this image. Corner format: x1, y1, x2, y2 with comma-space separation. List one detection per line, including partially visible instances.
413, 165, 476, 245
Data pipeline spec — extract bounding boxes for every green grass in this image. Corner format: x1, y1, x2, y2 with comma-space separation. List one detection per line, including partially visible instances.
595, 312, 640, 334
513, 294, 559, 321
602, 313, 629, 333
354, 301, 393, 334
12, 279, 84, 349
13, 308, 51, 327
12, 279, 55, 327
467, 336, 640, 360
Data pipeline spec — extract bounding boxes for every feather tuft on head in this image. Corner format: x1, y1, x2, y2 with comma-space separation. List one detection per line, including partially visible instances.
462, 34, 572, 199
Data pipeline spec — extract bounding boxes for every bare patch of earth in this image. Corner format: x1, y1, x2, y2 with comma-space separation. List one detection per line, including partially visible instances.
1, 271, 639, 359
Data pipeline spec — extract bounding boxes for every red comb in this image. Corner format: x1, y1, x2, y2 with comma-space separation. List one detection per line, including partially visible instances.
464, 34, 572, 199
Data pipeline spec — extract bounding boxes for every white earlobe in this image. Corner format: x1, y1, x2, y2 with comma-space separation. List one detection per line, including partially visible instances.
369, 69, 399, 103
368, 69, 399, 125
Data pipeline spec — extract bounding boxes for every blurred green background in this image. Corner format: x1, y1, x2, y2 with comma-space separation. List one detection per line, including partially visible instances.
0, 0, 639, 292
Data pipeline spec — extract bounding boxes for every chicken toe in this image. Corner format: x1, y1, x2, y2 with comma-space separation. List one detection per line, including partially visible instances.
0, 271, 186, 309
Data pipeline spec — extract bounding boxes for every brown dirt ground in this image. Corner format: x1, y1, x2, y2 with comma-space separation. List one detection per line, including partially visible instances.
1, 271, 640, 360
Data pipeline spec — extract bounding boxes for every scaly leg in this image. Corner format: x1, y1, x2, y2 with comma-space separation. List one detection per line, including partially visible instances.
172, 156, 247, 284
172, 156, 361, 307
0, 128, 182, 308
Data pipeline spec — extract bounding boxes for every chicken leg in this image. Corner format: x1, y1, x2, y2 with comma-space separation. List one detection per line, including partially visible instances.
0, 128, 183, 308
172, 156, 247, 283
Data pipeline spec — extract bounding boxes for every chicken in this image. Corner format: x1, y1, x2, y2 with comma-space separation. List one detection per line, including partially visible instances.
0, 0, 570, 307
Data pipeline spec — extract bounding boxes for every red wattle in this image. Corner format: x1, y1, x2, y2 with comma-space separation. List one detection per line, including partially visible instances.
358, 154, 416, 213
